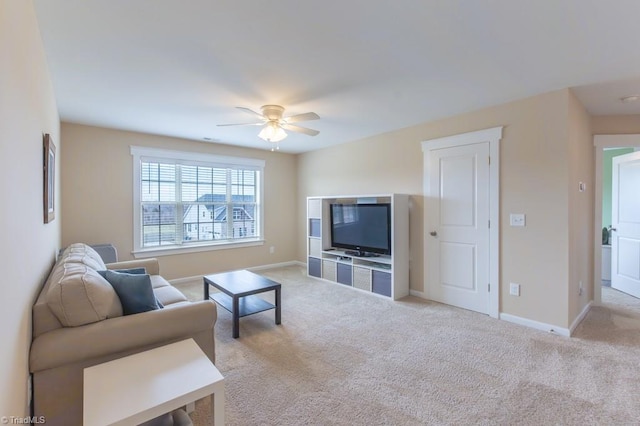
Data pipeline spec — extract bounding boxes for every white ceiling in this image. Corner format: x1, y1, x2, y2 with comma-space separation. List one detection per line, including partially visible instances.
33, 0, 640, 154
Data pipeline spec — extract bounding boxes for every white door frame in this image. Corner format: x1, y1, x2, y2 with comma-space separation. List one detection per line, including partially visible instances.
422, 126, 502, 318
593, 135, 640, 304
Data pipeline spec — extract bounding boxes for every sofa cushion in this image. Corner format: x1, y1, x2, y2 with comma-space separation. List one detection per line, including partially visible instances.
154, 285, 189, 306
47, 263, 123, 327
150, 275, 171, 289
99, 270, 161, 315
60, 243, 106, 271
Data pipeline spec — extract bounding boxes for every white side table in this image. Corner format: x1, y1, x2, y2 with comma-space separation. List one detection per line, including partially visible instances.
84, 339, 224, 426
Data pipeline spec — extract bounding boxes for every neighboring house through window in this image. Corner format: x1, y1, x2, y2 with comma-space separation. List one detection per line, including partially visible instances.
130, 146, 265, 257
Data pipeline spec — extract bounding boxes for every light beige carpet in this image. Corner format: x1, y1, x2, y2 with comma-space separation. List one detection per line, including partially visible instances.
175, 266, 640, 425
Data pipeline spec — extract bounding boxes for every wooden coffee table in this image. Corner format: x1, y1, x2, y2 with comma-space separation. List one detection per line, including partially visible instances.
204, 270, 281, 338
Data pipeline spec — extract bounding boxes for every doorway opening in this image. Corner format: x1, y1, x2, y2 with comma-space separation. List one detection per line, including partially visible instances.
593, 135, 640, 304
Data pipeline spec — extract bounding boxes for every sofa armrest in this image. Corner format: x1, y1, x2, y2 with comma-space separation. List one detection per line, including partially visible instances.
106, 258, 160, 275
30, 300, 216, 372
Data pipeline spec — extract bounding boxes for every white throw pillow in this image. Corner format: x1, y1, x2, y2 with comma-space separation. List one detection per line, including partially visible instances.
47, 262, 123, 327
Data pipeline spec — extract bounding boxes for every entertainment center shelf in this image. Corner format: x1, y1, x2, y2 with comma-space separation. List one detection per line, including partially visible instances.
322, 250, 392, 267
307, 194, 409, 300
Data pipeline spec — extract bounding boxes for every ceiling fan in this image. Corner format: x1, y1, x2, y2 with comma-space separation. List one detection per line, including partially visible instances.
218, 105, 320, 149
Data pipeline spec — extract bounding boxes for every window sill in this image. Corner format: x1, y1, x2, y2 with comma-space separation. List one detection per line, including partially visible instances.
132, 239, 264, 258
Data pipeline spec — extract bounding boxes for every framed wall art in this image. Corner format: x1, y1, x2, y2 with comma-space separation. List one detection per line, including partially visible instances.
43, 133, 56, 223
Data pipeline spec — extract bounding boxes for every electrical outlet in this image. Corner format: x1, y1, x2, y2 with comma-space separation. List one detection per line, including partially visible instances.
510, 282, 520, 296
269, 246, 275, 254
509, 214, 526, 227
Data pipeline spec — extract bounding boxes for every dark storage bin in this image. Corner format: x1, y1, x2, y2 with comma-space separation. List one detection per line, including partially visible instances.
309, 219, 321, 237
337, 263, 353, 286
308, 257, 322, 278
372, 270, 392, 297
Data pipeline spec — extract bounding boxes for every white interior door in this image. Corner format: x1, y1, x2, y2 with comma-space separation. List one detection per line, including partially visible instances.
425, 142, 490, 314
612, 151, 640, 298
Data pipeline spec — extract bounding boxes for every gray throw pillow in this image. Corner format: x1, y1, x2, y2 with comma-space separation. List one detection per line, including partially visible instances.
97, 270, 160, 315
113, 267, 147, 274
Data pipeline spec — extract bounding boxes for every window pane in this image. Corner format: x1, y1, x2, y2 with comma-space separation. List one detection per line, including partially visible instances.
141, 181, 159, 202
142, 204, 177, 246
232, 204, 257, 238
181, 165, 197, 183
141, 162, 176, 202
231, 170, 257, 202
197, 166, 213, 183
182, 183, 197, 202
182, 203, 223, 241
159, 181, 176, 201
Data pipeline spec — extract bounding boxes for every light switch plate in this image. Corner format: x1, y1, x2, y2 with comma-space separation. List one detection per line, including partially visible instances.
510, 283, 520, 296
510, 213, 526, 227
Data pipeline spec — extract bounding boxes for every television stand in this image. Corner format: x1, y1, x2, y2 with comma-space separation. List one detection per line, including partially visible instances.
344, 250, 379, 258
306, 194, 409, 300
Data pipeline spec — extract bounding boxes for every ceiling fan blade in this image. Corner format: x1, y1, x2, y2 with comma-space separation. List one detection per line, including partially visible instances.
217, 122, 263, 127
282, 123, 320, 136
283, 112, 320, 123
236, 107, 265, 120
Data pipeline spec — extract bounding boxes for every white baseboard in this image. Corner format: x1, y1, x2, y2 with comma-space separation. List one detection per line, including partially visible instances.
569, 301, 593, 336
169, 275, 203, 286
408, 291, 574, 337
409, 289, 427, 298
169, 260, 304, 286
499, 313, 570, 337
247, 260, 303, 271
500, 302, 592, 337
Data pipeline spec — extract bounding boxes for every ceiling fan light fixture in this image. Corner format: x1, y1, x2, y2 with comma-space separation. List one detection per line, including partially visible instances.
219, 104, 319, 150
258, 121, 287, 142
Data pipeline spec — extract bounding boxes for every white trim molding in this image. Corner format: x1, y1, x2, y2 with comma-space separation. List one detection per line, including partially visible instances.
499, 313, 570, 337
132, 239, 264, 259
592, 135, 640, 304
569, 302, 593, 336
130, 145, 265, 169
409, 289, 427, 299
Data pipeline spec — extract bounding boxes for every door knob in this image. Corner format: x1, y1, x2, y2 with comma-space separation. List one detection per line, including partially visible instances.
429, 231, 437, 237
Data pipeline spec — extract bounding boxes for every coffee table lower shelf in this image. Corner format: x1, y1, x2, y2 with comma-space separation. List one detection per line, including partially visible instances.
209, 292, 276, 317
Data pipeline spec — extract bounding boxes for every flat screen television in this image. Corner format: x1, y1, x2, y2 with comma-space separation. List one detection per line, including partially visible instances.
330, 203, 391, 256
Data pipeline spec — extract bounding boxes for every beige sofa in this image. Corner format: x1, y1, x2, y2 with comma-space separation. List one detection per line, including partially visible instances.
29, 243, 217, 425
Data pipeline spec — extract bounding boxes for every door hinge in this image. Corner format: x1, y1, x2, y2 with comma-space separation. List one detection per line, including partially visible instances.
488, 156, 491, 165
488, 283, 491, 292
488, 220, 490, 229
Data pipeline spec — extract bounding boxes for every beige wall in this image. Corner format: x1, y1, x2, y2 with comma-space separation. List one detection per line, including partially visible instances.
592, 115, 640, 134
298, 89, 581, 328
0, 0, 60, 417
61, 123, 298, 280
567, 90, 594, 325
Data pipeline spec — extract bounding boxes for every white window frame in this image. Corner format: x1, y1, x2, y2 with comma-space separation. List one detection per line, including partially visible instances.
131, 146, 265, 258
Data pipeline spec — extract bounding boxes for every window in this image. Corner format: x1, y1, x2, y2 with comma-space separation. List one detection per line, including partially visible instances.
131, 146, 265, 257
